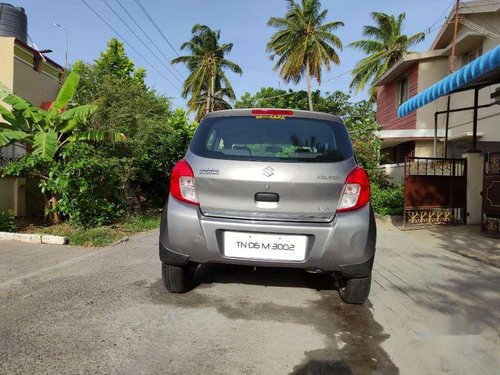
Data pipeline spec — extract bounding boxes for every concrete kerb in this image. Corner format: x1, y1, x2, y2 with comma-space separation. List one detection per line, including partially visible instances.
0, 232, 67, 245
375, 214, 437, 231
41, 234, 67, 245
375, 214, 404, 225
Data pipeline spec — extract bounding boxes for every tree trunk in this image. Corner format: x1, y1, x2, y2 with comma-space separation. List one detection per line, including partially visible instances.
210, 73, 216, 112
205, 83, 211, 115
306, 59, 314, 111
47, 193, 61, 224
206, 63, 214, 115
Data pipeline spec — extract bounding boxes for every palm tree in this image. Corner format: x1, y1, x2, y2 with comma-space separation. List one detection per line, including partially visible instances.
349, 12, 425, 100
187, 88, 233, 122
266, 0, 344, 111
172, 24, 242, 120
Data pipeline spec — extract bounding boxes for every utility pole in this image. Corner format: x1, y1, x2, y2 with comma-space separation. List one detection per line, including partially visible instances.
53, 21, 68, 70
443, 0, 460, 157
450, 0, 461, 73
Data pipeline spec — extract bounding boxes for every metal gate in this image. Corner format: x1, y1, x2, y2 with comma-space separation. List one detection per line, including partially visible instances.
404, 157, 467, 225
482, 152, 500, 236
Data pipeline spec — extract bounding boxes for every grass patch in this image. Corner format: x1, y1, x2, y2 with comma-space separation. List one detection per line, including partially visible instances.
22, 213, 161, 247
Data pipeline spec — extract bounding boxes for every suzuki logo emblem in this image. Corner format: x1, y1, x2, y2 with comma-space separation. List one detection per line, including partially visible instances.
262, 166, 274, 177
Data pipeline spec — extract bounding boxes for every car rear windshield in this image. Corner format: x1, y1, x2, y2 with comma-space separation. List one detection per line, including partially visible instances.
190, 116, 353, 163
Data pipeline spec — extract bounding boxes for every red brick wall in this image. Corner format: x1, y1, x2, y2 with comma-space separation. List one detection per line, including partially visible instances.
376, 63, 418, 130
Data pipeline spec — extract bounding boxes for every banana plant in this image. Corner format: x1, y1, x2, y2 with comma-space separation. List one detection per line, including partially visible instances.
0, 71, 126, 161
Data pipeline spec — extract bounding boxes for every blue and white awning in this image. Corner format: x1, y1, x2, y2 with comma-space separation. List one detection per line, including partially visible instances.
398, 45, 500, 118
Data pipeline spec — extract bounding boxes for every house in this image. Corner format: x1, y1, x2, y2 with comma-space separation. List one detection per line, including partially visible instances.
0, 9, 64, 216
375, 0, 500, 183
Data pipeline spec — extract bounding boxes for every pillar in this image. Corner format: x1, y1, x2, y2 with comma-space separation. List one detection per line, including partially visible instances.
462, 152, 484, 224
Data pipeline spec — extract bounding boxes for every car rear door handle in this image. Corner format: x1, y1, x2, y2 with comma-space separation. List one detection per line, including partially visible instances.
255, 192, 279, 202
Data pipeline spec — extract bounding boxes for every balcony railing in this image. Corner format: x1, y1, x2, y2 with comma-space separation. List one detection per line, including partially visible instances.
0, 155, 21, 168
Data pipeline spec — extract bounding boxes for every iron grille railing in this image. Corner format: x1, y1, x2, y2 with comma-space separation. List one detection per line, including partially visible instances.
482, 152, 500, 237
404, 157, 467, 225
405, 157, 466, 177
484, 152, 500, 176
483, 217, 500, 236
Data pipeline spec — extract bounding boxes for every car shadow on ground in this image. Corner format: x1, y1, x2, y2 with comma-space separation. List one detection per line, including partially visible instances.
147, 265, 399, 374
193, 263, 339, 291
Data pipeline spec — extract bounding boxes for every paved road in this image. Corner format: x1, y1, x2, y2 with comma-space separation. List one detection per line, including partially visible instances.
0, 223, 499, 374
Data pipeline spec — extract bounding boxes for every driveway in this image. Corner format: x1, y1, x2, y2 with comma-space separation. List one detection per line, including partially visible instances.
0, 222, 499, 374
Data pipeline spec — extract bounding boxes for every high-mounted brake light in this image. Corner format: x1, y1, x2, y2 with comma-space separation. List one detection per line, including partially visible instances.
251, 109, 294, 116
170, 160, 199, 205
337, 166, 370, 212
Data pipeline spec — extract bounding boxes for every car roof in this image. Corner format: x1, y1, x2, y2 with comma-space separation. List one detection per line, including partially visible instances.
203, 108, 343, 123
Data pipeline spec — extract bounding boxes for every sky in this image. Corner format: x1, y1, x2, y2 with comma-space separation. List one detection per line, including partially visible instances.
9, 0, 457, 109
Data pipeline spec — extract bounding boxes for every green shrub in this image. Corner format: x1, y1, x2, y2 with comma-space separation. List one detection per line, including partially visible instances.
128, 110, 195, 208
41, 143, 126, 228
28, 213, 161, 247
0, 211, 18, 233
371, 184, 404, 216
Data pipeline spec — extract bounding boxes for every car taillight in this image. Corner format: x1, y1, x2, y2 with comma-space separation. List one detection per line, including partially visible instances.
337, 166, 370, 212
170, 160, 199, 205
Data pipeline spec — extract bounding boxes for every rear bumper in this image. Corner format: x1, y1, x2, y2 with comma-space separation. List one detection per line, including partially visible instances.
159, 196, 376, 277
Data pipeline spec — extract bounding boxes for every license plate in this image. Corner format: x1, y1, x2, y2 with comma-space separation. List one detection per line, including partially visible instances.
224, 231, 307, 261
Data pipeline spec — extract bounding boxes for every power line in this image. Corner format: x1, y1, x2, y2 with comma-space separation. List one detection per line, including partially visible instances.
424, 0, 455, 34
459, 16, 500, 39
245, 69, 355, 102
461, 2, 500, 34
240, 66, 280, 77
239, 63, 352, 82
132, 0, 181, 60
416, 0, 500, 38
79, 0, 180, 91
99, 0, 183, 84
240, 64, 276, 73
243, 71, 281, 78
322, 68, 354, 83
462, 0, 500, 8
113, 0, 185, 79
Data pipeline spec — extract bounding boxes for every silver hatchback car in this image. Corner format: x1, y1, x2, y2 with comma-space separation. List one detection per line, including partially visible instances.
159, 109, 376, 304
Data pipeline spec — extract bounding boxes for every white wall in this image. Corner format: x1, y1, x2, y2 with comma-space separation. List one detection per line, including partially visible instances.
0, 177, 25, 216
379, 163, 404, 185
415, 57, 450, 132
414, 140, 445, 157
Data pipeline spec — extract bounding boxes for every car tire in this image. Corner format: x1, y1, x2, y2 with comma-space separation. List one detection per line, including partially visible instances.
162, 262, 196, 293
339, 273, 371, 304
